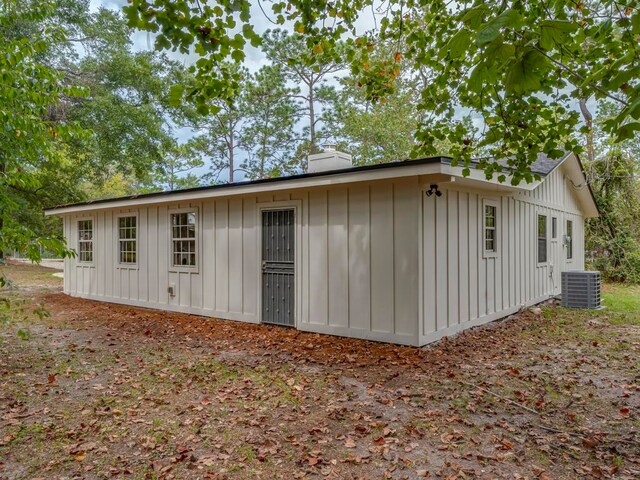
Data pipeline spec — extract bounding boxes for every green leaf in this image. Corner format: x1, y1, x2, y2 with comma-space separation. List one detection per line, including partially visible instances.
461, 5, 488, 29
485, 41, 516, 65
476, 25, 500, 47
231, 49, 245, 62
632, 12, 640, 34
168, 84, 184, 107
616, 122, 640, 141
480, 127, 502, 146
625, 96, 640, 120
539, 20, 578, 51
505, 49, 549, 95
446, 30, 471, 59
476, 9, 523, 47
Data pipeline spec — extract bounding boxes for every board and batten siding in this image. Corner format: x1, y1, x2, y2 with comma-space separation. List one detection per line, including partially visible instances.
61, 162, 586, 347
63, 199, 261, 323
62, 178, 422, 345
420, 164, 585, 345
302, 179, 420, 344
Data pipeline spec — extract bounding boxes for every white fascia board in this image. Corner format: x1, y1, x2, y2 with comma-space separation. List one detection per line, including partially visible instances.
560, 153, 599, 218
45, 163, 444, 216
440, 164, 541, 191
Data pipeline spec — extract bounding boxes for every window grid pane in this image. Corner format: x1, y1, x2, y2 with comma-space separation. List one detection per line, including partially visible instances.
118, 216, 137, 264
78, 220, 93, 263
538, 215, 547, 263
566, 220, 573, 259
171, 212, 197, 267
484, 205, 497, 252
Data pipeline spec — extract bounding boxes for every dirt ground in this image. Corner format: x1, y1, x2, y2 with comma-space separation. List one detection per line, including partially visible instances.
1, 261, 639, 479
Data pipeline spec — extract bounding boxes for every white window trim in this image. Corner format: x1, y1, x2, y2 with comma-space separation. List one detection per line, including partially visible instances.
76, 216, 95, 266
537, 214, 548, 266
565, 219, 574, 263
168, 206, 199, 273
482, 199, 499, 259
551, 216, 558, 242
116, 213, 139, 269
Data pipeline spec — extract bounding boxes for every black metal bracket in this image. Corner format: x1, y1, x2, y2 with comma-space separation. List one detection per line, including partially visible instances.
426, 184, 442, 197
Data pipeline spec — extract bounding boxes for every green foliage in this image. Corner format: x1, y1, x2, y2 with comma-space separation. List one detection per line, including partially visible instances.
184, 61, 301, 182
182, 62, 250, 183
323, 75, 418, 165
261, 29, 345, 159
585, 102, 640, 283
152, 144, 204, 190
123, 0, 261, 117
125, 0, 640, 183
65, 12, 187, 187
0, 1, 85, 262
242, 65, 301, 178
1, 0, 194, 260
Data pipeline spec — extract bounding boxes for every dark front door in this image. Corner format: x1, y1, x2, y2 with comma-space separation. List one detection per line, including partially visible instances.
261, 209, 295, 326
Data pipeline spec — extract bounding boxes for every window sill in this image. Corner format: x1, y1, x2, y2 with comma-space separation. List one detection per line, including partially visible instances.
76, 262, 95, 268
116, 264, 139, 270
169, 266, 199, 274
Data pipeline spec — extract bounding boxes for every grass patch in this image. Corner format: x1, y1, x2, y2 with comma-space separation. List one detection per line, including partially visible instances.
602, 284, 640, 324
0, 261, 62, 289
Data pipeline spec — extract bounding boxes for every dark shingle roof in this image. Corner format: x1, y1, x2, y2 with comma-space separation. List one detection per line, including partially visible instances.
444, 152, 569, 176
527, 152, 569, 175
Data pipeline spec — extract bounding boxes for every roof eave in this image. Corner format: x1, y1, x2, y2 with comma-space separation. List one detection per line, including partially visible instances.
560, 153, 599, 218
45, 158, 448, 216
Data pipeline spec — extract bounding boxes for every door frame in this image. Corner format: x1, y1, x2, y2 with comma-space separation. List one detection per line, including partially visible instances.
256, 200, 302, 328
549, 213, 561, 295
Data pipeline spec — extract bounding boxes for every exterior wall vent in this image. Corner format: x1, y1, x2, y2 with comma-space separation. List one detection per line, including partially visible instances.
561, 271, 601, 309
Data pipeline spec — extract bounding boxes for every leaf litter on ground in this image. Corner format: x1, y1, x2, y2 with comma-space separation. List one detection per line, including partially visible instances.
0, 264, 639, 479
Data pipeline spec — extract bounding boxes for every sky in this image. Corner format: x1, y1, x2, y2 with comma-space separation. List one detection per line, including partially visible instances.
89, 0, 379, 72
88, 0, 379, 182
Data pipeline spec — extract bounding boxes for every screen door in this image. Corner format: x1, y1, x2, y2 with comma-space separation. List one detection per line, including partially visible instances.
261, 209, 295, 326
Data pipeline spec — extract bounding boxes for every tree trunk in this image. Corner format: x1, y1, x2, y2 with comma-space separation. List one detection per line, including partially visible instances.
0, 160, 4, 262
168, 165, 175, 190
579, 97, 595, 163
308, 81, 317, 156
260, 135, 266, 178
229, 120, 235, 183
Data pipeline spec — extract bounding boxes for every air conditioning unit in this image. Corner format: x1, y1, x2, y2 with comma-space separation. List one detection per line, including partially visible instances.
561, 271, 602, 309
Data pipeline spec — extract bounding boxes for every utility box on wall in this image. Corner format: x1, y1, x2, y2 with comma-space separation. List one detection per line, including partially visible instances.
561, 271, 602, 309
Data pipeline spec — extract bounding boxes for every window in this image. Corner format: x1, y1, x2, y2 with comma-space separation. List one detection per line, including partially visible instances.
484, 203, 497, 254
566, 220, 573, 260
551, 217, 557, 239
78, 219, 93, 263
118, 216, 137, 264
171, 211, 197, 267
537, 215, 547, 263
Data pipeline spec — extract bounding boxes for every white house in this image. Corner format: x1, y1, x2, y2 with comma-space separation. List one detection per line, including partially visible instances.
45, 150, 598, 346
